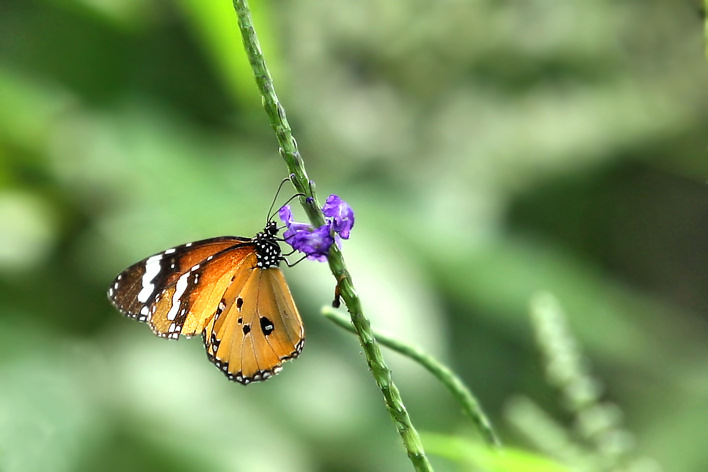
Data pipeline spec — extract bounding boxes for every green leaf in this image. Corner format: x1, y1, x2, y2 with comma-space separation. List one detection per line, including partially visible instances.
423, 432, 571, 472
176, 0, 281, 108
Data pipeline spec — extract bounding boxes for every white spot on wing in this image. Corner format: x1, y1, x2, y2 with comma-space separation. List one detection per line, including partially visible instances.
166, 272, 190, 321
137, 254, 163, 303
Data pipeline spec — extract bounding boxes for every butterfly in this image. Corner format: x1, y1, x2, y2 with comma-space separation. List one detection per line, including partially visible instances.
107, 221, 304, 384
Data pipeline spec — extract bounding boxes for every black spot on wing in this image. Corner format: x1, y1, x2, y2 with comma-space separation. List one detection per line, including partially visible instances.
260, 317, 274, 336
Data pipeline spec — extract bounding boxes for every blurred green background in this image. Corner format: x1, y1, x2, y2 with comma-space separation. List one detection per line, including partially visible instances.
1, 0, 707, 471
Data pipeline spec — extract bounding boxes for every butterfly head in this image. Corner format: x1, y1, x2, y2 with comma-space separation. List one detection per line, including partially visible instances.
263, 220, 279, 237
255, 221, 282, 269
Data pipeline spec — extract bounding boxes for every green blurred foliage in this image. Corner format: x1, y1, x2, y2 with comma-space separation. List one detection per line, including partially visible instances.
0, 0, 707, 471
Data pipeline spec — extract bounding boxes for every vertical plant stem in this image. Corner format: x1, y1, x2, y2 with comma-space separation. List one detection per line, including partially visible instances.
230, 1, 433, 470
705, 0, 708, 58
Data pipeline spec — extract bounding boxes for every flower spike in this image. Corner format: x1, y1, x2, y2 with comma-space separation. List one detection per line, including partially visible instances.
278, 194, 354, 262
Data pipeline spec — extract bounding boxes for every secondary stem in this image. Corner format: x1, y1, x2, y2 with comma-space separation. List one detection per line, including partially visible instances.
323, 307, 501, 449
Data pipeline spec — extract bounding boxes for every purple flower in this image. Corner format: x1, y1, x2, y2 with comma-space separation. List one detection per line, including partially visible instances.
280, 205, 333, 262
278, 206, 310, 236
322, 195, 355, 239
278, 194, 354, 262
289, 224, 334, 262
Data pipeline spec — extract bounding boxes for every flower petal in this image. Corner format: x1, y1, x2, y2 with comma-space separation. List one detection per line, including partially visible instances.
322, 194, 354, 239
278, 205, 294, 226
290, 223, 334, 262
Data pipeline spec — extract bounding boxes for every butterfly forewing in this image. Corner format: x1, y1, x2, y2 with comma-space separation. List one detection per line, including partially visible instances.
147, 245, 257, 339
108, 236, 249, 321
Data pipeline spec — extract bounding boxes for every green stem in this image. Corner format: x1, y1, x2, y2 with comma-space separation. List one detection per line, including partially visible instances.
323, 307, 502, 449
230, 1, 433, 470
705, 0, 708, 59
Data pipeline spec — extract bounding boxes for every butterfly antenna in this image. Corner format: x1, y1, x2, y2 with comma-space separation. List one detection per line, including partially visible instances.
267, 177, 294, 223
267, 188, 306, 222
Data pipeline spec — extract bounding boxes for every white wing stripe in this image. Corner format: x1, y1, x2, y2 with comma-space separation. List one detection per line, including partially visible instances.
167, 272, 190, 321
137, 254, 163, 303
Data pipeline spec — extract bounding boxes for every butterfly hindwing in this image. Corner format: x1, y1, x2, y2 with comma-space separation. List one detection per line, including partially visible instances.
204, 267, 304, 384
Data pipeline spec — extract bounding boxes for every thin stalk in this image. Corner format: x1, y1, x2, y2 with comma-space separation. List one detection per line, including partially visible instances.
230, 1, 432, 470
323, 307, 502, 449
705, 0, 708, 59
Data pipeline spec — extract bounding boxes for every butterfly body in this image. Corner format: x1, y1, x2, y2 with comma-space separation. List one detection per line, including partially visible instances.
108, 222, 304, 384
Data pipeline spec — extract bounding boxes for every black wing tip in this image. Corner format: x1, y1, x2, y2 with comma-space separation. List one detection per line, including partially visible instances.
107, 292, 152, 323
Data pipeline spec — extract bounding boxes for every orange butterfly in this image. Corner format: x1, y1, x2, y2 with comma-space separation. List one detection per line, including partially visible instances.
107, 221, 304, 384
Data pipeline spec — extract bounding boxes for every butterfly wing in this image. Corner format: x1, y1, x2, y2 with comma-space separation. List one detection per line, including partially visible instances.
204, 267, 304, 384
108, 234, 305, 384
145, 244, 258, 339
108, 236, 250, 325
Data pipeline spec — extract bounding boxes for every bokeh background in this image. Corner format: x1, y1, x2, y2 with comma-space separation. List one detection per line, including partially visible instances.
1, 0, 707, 471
